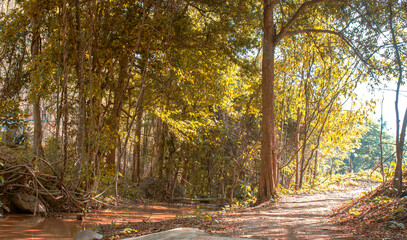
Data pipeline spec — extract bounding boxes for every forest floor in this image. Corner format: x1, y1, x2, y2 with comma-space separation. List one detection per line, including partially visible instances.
100, 181, 407, 240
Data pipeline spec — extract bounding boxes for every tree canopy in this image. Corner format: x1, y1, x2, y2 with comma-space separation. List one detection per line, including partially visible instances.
0, 0, 405, 206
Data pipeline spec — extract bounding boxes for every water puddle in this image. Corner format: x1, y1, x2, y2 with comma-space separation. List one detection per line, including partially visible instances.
0, 204, 209, 239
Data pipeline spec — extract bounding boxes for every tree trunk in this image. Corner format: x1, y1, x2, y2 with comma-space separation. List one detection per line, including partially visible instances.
349, 156, 353, 173
123, 140, 127, 176
295, 107, 301, 190
146, 118, 166, 177
379, 97, 384, 181
107, 54, 129, 165
33, 99, 43, 157
74, 0, 85, 183
131, 53, 147, 182
31, 10, 43, 159
312, 151, 318, 187
118, 135, 122, 173
61, 0, 69, 181
132, 107, 143, 182
55, 70, 61, 150
259, 0, 278, 202
299, 80, 309, 189
141, 115, 150, 177
395, 109, 407, 191
390, 0, 405, 193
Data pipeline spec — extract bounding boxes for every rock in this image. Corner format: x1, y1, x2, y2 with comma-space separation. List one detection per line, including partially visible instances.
173, 183, 186, 198
120, 227, 258, 239
139, 177, 186, 200
2, 204, 10, 213
0, 196, 16, 213
75, 230, 103, 240
139, 177, 165, 199
11, 192, 47, 215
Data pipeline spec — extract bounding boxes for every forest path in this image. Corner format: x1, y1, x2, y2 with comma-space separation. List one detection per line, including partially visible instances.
214, 183, 379, 240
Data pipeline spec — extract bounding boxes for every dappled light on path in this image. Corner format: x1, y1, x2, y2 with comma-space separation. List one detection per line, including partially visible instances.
215, 184, 379, 240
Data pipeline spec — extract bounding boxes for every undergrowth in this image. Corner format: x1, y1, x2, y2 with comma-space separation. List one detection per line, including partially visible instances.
332, 173, 407, 239
278, 172, 383, 196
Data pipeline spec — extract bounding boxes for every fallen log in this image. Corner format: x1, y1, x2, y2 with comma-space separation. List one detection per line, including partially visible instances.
170, 197, 227, 205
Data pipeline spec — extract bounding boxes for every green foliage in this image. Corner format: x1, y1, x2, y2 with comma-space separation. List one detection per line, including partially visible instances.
96, 166, 117, 198
349, 207, 361, 216
222, 181, 258, 211
372, 196, 393, 205
117, 179, 141, 200
238, 180, 257, 205
309, 174, 360, 192
354, 170, 391, 183
351, 121, 395, 172
0, 102, 24, 129
119, 228, 138, 234
43, 136, 59, 162
220, 201, 245, 212
189, 207, 214, 222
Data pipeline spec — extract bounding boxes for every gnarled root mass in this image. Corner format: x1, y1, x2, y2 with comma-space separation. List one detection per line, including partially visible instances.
0, 146, 99, 215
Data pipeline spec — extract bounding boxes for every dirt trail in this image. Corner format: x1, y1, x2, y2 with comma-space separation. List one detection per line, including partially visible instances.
215, 183, 379, 240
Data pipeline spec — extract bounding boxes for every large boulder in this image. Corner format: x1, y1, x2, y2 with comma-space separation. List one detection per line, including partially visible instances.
11, 192, 47, 215
173, 183, 186, 198
139, 177, 186, 200
139, 177, 165, 200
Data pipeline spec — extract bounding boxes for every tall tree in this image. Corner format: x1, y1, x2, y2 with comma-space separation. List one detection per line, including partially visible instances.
389, 0, 407, 193
30, 0, 43, 159
74, 0, 86, 183
259, 0, 362, 201
106, 54, 129, 165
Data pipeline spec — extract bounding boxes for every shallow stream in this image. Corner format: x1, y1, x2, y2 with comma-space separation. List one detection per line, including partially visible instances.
0, 204, 204, 239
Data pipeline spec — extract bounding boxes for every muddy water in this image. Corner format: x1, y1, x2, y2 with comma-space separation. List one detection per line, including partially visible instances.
0, 204, 205, 240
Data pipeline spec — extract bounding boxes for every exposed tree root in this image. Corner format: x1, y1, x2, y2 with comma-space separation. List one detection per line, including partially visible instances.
0, 147, 105, 214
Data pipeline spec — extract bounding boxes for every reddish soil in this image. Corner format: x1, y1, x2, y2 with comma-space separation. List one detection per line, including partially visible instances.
101, 182, 407, 240
211, 183, 379, 240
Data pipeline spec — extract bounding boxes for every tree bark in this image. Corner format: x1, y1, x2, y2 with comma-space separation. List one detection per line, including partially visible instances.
295, 107, 301, 190
31, 9, 43, 159
379, 97, 384, 180
74, 0, 85, 183
132, 107, 143, 182
395, 108, 407, 191
312, 151, 318, 186
61, 0, 69, 181
259, 0, 349, 202
123, 139, 127, 176
131, 52, 148, 182
146, 117, 166, 177
106, 54, 129, 165
349, 155, 353, 173
259, 0, 278, 202
390, 0, 405, 193
118, 135, 122, 173
299, 80, 309, 189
